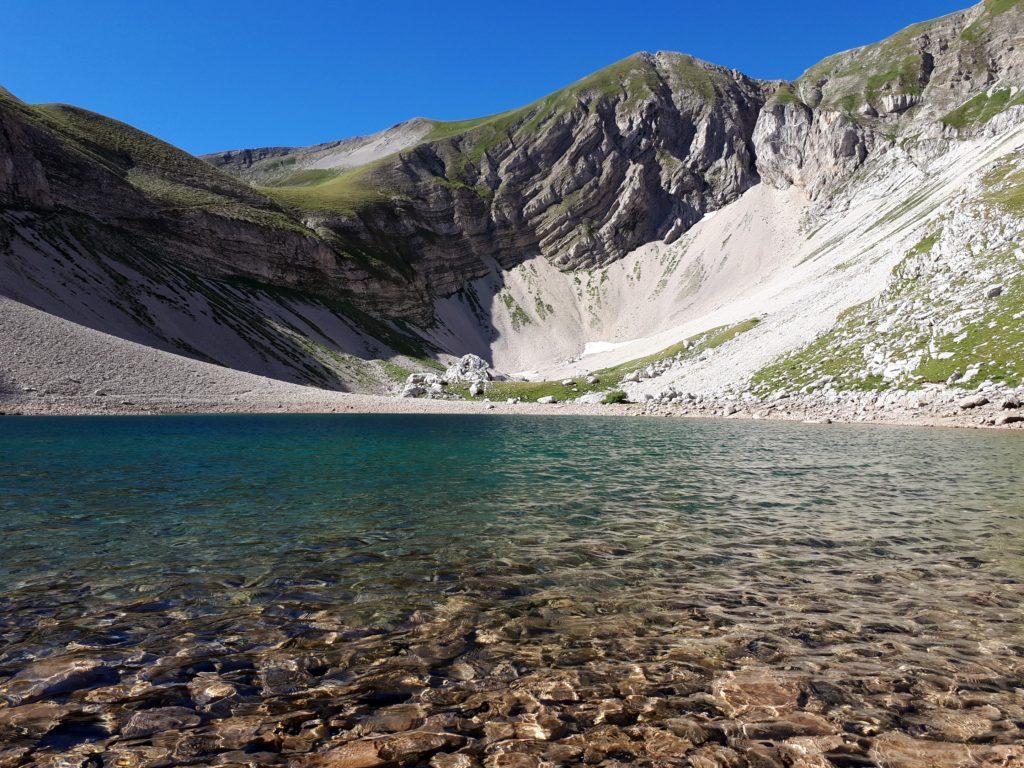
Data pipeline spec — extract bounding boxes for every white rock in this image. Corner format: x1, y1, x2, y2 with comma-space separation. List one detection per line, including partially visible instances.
442, 354, 492, 383
537, 396, 557, 405
959, 394, 990, 410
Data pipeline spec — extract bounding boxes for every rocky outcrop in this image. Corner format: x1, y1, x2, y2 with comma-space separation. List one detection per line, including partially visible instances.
442, 354, 492, 383
754, 1, 1024, 197
753, 101, 872, 198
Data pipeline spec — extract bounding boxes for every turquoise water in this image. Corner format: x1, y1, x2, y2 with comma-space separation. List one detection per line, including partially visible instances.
1, 414, 1023, 764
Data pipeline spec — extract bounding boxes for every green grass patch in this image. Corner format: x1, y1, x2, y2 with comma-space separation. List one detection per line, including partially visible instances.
750, 303, 887, 394
26, 104, 311, 234
258, 159, 399, 215
942, 89, 1014, 130
982, 150, 1024, 214
770, 84, 804, 107
908, 230, 941, 257
602, 390, 628, 405
379, 359, 413, 385
914, 276, 1024, 387
985, 0, 1022, 15
266, 168, 343, 187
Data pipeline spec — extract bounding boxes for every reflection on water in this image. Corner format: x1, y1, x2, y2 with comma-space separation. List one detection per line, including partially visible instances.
1, 415, 1023, 767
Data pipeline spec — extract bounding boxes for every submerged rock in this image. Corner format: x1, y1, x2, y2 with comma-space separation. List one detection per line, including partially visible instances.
121, 706, 201, 738
0, 657, 117, 705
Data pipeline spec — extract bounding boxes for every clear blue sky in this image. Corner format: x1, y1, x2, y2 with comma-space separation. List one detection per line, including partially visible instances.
4, 0, 971, 155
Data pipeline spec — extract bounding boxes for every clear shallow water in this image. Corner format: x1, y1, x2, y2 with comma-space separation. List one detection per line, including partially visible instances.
1, 415, 1023, 767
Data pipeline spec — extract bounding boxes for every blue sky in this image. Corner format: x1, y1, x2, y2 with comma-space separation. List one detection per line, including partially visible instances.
5, 0, 970, 155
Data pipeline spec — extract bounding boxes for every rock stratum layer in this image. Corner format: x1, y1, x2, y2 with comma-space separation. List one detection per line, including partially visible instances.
2, 0, 1023, 409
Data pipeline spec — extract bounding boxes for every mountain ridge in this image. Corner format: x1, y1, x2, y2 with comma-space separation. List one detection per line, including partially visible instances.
1, 0, 1023, 419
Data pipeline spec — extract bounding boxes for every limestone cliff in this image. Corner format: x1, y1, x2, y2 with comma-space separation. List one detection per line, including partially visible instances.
754, 0, 1024, 199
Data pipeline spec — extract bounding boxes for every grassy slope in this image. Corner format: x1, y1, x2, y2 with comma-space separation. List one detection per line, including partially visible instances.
0, 89, 308, 235
798, 19, 937, 115
797, 0, 1023, 120
0, 89, 455, 390
942, 89, 1021, 129
752, 152, 1024, 396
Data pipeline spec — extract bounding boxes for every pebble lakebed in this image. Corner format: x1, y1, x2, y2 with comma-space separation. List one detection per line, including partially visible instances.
1, 415, 1022, 768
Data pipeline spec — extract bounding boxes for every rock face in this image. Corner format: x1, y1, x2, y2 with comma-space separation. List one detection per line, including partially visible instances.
753, 102, 872, 199
299, 53, 769, 285
754, 1, 1024, 198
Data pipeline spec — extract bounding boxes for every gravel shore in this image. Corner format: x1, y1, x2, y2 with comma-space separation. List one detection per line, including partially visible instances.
3, 389, 1022, 431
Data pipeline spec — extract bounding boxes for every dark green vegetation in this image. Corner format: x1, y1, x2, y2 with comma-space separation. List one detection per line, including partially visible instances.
602, 390, 629, 405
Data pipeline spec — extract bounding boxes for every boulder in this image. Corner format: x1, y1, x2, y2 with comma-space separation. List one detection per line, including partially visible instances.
958, 395, 989, 410
442, 355, 491, 384
406, 373, 442, 386
468, 381, 485, 397
537, 396, 557, 405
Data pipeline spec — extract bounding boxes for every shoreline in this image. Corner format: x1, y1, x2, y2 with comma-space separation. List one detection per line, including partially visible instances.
3, 391, 1023, 431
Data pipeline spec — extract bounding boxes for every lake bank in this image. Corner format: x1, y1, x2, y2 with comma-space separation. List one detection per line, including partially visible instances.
3, 387, 1023, 430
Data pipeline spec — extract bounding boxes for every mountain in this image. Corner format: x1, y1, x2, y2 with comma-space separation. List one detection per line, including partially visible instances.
1, 0, 1023, 417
